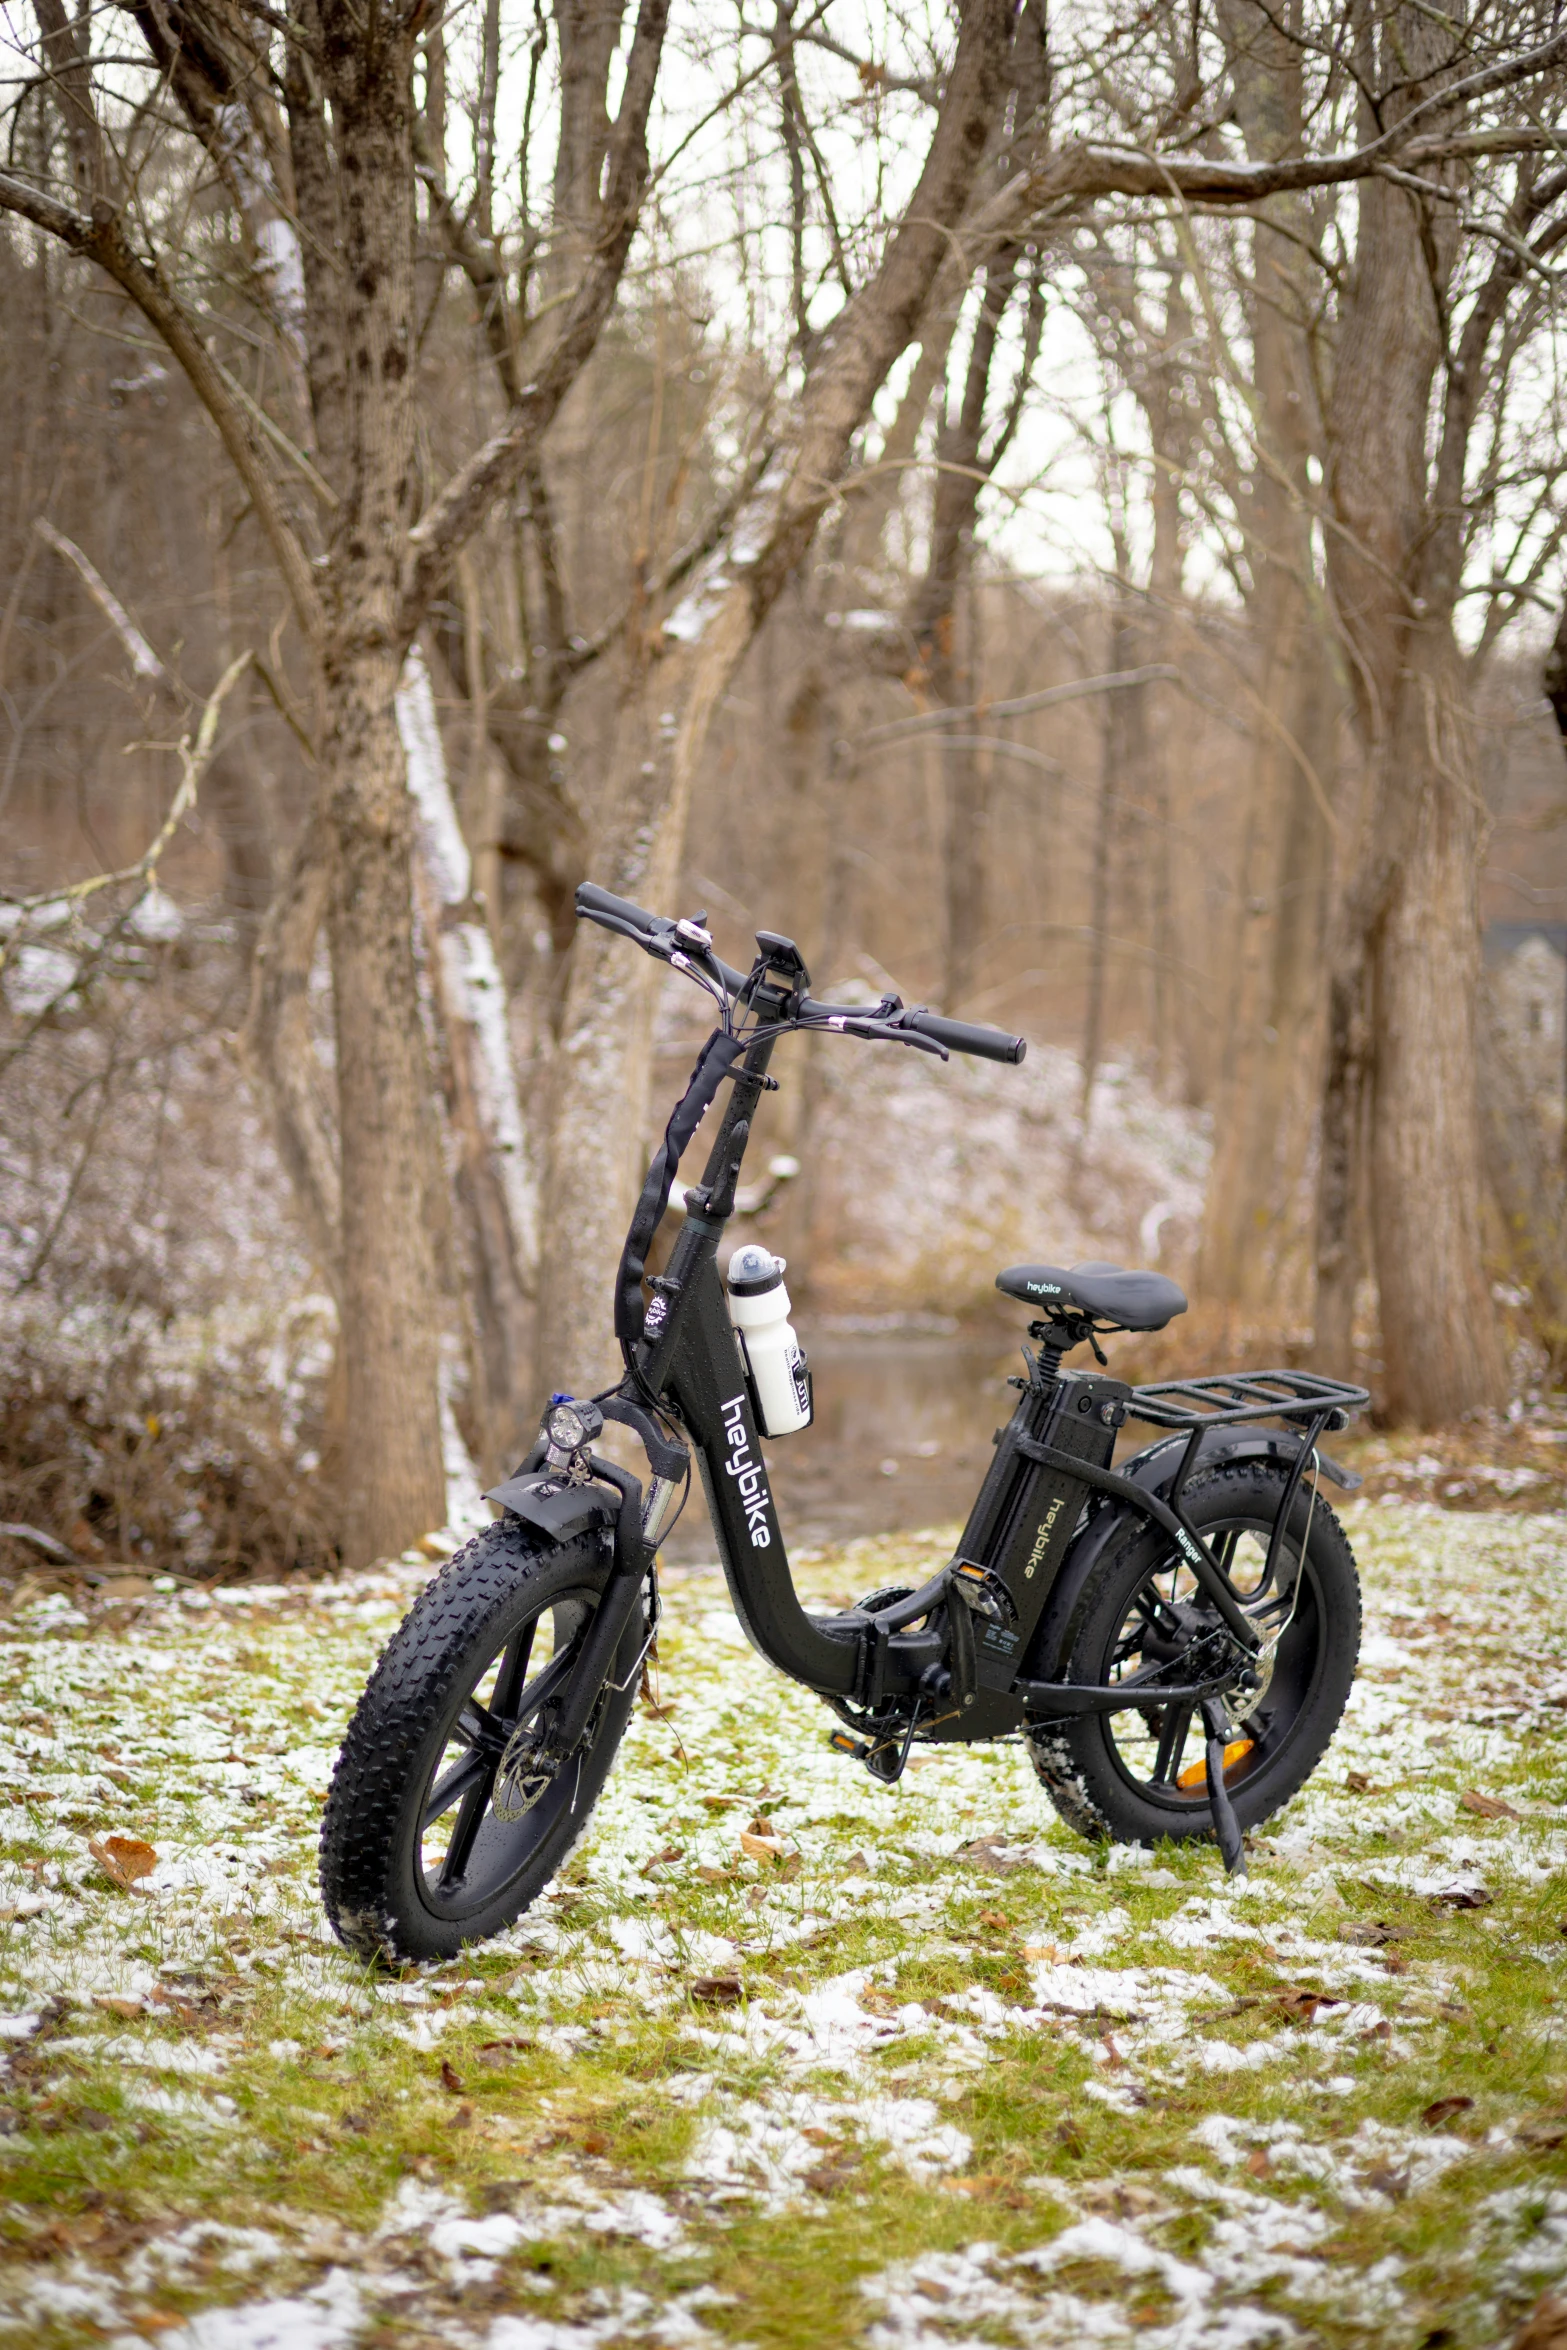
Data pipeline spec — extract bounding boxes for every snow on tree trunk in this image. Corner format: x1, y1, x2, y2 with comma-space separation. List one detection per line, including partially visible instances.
398, 643, 539, 1466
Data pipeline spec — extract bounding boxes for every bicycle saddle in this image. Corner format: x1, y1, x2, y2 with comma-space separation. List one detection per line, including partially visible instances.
995, 1260, 1188, 1331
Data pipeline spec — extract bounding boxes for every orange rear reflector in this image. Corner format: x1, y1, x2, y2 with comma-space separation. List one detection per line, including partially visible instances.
1176, 1736, 1255, 1792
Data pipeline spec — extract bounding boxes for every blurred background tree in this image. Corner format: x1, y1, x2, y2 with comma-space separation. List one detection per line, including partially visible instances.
3, 0, 1565, 1571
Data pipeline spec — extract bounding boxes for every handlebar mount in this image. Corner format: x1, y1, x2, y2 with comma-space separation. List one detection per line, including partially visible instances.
574, 882, 1026, 1066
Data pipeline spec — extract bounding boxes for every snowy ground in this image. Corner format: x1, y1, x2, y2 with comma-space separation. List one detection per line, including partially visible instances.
1, 1504, 1565, 2348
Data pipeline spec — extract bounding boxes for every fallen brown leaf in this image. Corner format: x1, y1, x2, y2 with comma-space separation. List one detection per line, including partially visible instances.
690, 1973, 743, 2006
1245, 2148, 1272, 2179
739, 1830, 783, 1862
1421, 2095, 1474, 2129
88, 1835, 157, 1892
439, 2060, 464, 2095
1274, 1985, 1342, 2022
975, 1908, 1010, 1932
1338, 1921, 1401, 1946
1362, 2163, 1409, 2199
477, 2037, 534, 2067
1343, 1772, 1381, 1794
91, 1994, 143, 2020
956, 1835, 1028, 1877
1461, 1788, 1522, 1821
1518, 2120, 1567, 2152
694, 1864, 736, 1885
1511, 2292, 1567, 2350
639, 1844, 684, 1876
1433, 1885, 1493, 1909
804, 2158, 861, 2195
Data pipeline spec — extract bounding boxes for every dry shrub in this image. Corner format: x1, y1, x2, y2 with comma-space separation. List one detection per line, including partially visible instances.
0, 1305, 339, 1580
1, 929, 342, 1580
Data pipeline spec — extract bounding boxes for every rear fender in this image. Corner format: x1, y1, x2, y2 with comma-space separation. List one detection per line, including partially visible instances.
1020, 1426, 1356, 1683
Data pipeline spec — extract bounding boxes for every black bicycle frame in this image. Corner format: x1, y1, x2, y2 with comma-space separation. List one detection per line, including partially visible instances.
613, 1014, 1355, 1735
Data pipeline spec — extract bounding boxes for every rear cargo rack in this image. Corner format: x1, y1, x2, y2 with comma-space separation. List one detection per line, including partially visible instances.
1127, 1369, 1370, 1430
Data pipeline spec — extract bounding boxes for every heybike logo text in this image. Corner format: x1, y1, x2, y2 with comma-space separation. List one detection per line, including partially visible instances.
720, 1395, 772, 1548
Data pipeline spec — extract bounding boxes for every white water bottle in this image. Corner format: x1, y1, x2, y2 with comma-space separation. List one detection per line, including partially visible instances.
726, 1245, 812, 1437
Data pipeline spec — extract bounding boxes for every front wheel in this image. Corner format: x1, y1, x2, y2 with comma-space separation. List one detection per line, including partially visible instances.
1027, 1457, 1360, 1850
319, 1518, 647, 1961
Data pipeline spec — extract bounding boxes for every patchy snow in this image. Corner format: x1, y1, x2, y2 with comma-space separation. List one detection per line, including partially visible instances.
0, 1505, 1564, 2343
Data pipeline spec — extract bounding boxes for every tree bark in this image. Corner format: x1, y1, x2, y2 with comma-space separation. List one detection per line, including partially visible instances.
1315, 16, 1508, 1421
1366, 648, 1503, 1420
313, 8, 448, 1560
1199, 0, 1339, 1319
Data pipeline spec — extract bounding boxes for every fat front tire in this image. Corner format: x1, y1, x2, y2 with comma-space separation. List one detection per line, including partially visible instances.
319, 1517, 646, 1962
1027, 1458, 1360, 1851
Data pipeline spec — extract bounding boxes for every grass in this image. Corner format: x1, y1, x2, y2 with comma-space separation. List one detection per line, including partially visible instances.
0, 1502, 1564, 2347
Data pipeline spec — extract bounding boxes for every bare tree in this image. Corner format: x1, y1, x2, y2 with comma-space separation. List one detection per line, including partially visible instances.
537, 0, 1018, 1391
2, 0, 670, 1559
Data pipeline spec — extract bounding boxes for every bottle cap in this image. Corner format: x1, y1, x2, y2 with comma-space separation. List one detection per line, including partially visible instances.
727, 1244, 785, 1296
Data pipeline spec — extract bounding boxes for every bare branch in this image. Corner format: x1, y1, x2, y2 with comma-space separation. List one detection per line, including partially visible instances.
403, 0, 671, 629
0, 172, 324, 646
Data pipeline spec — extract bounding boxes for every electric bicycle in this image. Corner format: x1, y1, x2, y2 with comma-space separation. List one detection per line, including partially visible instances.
320, 887, 1367, 1960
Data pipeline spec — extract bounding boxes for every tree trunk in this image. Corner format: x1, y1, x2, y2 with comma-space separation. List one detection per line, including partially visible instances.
317, 18, 448, 1561
398, 643, 537, 1471
1478, 975, 1567, 1359
1314, 26, 1507, 1418
1312, 942, 1368, 1376
326, 649, 448, 1558
1200, 0, 1337, 1317
1367, 654, 1505, 1421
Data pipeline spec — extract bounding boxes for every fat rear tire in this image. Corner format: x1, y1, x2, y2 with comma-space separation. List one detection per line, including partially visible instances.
319, 1517, 645, 1962
1026, 1458, 1360, 1850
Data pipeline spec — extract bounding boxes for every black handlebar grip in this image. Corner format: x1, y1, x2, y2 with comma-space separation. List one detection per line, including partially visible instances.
575, 881, 663, 933
904, 1010, 1027, 1065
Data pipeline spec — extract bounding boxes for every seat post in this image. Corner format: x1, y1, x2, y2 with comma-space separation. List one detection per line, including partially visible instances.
1028, 1320, 1067, 1391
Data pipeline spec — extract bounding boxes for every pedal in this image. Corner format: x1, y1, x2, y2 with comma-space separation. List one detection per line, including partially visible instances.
829, 1730, 871, 1762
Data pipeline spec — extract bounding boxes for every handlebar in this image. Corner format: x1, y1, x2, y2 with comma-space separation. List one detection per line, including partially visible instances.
574, 882, 1026, 1065
575, 882, 660, 933
898, 1009, 1027, 1065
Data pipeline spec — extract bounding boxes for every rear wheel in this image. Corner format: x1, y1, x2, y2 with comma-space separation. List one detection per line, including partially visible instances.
319, 1517, 646, 1961
1027, 1458, 1359, 1849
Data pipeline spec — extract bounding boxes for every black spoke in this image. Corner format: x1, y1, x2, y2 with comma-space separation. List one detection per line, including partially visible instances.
454, 1695, 506, 1755
508, 1643, 577, 1732
491, 1620, 537, 1720
423, 1751, 488, 1830
439, 1767, 495, 1888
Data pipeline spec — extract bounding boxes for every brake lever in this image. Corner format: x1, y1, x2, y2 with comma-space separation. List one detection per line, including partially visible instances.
839, 1018, 948, 1059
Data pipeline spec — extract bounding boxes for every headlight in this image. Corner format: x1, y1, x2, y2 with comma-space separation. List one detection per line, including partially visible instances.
544, 1399, 602, 1454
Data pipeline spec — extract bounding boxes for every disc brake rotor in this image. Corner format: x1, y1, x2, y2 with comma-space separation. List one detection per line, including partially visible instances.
492, 1722, 556, 1822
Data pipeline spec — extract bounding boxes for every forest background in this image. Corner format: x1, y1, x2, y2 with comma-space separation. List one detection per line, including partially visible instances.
4, 0, 1567, 1577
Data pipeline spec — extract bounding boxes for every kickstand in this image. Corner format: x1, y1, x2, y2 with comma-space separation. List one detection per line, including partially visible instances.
866, 1704, 924, 1786
1200, 1697, 1247, 1879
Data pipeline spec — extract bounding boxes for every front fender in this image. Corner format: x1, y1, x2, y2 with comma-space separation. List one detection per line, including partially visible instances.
485, 1472, 618, 1544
